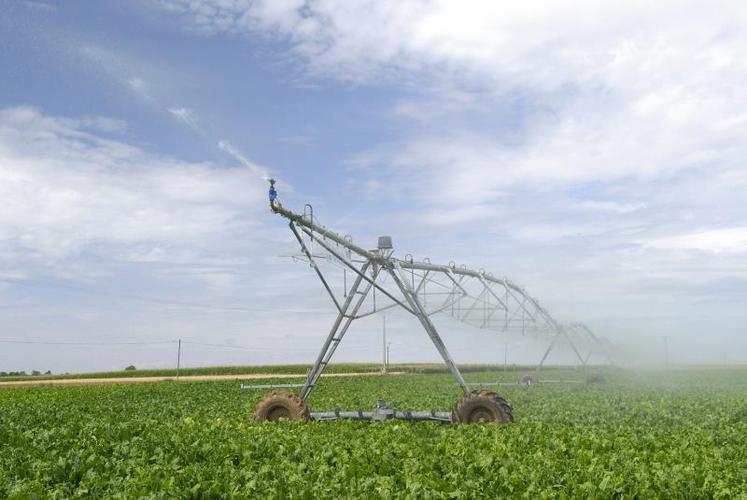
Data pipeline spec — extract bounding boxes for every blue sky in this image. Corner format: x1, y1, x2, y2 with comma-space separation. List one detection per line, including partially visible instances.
1, 0, 746, 373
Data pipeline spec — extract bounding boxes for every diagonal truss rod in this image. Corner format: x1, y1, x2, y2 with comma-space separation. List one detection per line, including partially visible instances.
289, 222, 343, 314
396, 260, 588, 367
567, 322, 617, 366
298, 226, 416, 316
273, 202, 374, 260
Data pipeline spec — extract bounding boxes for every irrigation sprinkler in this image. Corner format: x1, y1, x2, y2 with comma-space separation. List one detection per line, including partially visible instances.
251, 180, 601, 423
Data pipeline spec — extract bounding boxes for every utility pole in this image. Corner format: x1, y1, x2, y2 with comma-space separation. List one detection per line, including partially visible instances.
504, 342, 508, 371
663, 336, 669, 368
387, 342, 391, 367
382, 314, 387, 374
176, 339, 182, 381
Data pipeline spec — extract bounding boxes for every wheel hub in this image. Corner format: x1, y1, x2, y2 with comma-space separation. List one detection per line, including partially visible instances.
267, 406, 291, 421
468, 407, 495, 423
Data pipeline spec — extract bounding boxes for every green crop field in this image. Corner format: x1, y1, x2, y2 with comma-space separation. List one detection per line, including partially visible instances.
1, 367, 746, 498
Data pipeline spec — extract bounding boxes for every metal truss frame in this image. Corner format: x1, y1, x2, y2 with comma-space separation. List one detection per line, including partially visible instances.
266, 196, 611, 409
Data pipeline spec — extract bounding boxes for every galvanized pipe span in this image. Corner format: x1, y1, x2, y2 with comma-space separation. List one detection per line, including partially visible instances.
251, 182, 611, 422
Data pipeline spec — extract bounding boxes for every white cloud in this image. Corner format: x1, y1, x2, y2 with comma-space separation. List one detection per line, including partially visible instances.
420, 204, 502, 226
150, 1, 746, 84
574, 200, 645, 214
73, 42, 212, 128
24, 1, 56, 12
0, 106, 267, 272
113, 1, 747, 366
151, 1, 747, 205
643, 227, 747, 253
150, 0, 747, 281
127, 76, 148, 95
168, 106, 199, 130
0, 106, 340, 372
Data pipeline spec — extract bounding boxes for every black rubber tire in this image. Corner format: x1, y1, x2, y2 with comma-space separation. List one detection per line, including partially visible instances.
253, 391, 310, 422
452, 390, 514, 424
586, 372, 605, 384
519, 374, 537, 387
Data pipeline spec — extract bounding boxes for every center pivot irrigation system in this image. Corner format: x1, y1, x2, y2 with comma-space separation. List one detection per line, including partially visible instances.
252, 180, 612, 424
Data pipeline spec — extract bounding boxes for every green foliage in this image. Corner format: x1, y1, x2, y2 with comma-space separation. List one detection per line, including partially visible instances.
0, 368, 746, 498
0, 363, 386, 382
0, 363, 544, 382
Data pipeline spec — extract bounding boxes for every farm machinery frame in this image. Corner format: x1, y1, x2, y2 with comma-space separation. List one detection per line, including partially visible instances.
252, 180, 611, 423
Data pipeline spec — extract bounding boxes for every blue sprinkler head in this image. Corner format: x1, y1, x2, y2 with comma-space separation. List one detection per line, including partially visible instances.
268, 178, 277, 203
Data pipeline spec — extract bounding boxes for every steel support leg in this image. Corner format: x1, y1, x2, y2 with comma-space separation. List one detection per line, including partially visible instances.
563, 330, 587, 368
389, 264, 470, 394
300, 260, 372, 400
305, 268, 381, 394
537, 330, 561, 372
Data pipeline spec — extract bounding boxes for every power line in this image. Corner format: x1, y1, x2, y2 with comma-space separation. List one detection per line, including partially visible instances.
0, 339, 176, 346
0, 337, 377, 353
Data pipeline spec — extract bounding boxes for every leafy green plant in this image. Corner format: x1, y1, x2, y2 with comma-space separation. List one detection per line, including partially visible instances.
0, 368, 745, 498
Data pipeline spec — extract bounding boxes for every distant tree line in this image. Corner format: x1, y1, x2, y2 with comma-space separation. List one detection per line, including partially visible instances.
0, 366, 137, 377
0, 370, 53, 377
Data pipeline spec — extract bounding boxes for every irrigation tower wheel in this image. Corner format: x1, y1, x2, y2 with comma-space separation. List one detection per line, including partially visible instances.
519, 374, 537, 387
452, 390, 514, 424
253, 391, 310, 422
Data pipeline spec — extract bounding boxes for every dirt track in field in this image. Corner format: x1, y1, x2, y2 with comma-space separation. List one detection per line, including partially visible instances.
0, 371, 404, 388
